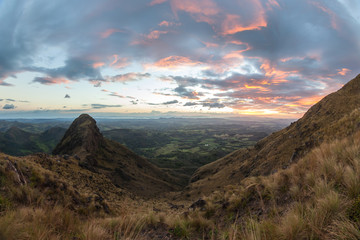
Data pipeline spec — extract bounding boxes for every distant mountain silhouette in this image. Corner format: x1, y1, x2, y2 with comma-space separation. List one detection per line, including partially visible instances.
53, 114, 180, 196
189, 74, 360, 195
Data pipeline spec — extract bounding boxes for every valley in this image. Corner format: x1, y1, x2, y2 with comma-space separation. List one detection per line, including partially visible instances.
0, 117, 289, 185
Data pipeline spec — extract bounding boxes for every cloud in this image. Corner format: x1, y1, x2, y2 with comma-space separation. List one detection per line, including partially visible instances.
202, 102, 226, 108
64, 94, 70, 98
1, 0, 360, 117
33, 77, 70, 85
150, 56, 202, 69
107, 72, 151, 83
91, 104, 122, 109
174, 85, 203, 99
6, 99, 15, 102
3, 104, 15, 110
184, 102, 198, 106
101, 89, 135, 99
163, 100, 179, 105
148, 99, 179, 105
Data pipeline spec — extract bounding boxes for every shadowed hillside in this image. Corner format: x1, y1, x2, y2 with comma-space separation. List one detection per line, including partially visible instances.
189, 74, 360, 196
0, 126, 66, 156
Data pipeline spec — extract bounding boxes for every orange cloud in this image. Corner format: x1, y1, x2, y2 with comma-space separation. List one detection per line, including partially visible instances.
170, 0, 219, 24
151, 56, 201, 68
260, 60, 295, 83
244, 84, 270, 92
171, 0, 218, 15
297, 95, 324, 106
222, 13, 267, 35
337, 68, 350, 76
93, 62, 105, 68
100, 28, 123, 39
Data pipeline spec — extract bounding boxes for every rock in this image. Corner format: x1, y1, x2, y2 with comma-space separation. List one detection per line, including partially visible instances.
189, 198, 207, 211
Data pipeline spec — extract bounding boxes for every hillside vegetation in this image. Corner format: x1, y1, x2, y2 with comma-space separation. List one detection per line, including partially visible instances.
189, 74, 360, 196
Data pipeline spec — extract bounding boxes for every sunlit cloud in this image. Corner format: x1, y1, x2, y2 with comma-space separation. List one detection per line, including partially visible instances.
32, 77, 70, 85
337, 68, 351, 76
100, 28, 124, 39
149, 56, 202, 69
106, 72, 151, 83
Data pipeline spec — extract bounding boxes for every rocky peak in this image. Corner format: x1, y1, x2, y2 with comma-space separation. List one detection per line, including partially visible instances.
52, 114, 105, 160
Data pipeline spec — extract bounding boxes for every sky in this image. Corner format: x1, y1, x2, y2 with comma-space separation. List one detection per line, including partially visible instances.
0, 0, 359, 118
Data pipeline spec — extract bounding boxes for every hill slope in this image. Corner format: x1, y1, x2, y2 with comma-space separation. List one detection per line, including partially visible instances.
0, 126, 66, 156
53, 114, 181, 196
189, 74, 360, 195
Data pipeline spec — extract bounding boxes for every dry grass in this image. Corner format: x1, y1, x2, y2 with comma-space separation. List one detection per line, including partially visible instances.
190, 130, 360, 239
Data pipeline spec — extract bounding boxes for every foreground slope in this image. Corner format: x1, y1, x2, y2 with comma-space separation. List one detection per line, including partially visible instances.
189, 74, 360, 195
53, 114, 180, 196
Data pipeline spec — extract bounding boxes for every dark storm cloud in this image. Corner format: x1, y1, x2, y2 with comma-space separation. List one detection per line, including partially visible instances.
3, 104, 15, 110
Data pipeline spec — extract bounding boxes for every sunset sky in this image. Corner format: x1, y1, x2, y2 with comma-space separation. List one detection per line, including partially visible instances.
0, 0, 359, 118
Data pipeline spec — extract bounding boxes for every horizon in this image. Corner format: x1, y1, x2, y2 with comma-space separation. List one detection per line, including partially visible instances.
1, 0, 360, 118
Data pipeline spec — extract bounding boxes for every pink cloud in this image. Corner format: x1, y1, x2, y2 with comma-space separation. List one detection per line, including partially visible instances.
310, 1, 339, 31
33, 77, 70, 85
149, 0, 168, 6
100, 28, 123, 39
170, 0, 219, 24
150, 56, 202, 69
146, 30, 168, 40
110, 55, 129, 69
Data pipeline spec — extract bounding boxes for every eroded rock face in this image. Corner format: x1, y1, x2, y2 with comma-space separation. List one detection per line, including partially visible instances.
53, 114, 105, 165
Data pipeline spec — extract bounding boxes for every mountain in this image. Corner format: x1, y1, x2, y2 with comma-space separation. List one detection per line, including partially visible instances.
0, 126, 66, 156
53, 114, 180, 196
189, 74, 360, 195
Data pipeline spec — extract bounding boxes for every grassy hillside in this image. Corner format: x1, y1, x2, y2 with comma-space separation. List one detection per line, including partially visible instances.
173, 129, 360, 239
2, 128, 360, 239
189, 74, 360, 196
0, 126, 66, 156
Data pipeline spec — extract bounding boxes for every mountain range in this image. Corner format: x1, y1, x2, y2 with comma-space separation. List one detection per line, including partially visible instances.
1, 74, 360, 239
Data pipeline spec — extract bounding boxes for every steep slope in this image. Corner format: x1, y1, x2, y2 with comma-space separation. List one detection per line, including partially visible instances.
53, 114, 180, 196
189, 74, 360, 196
